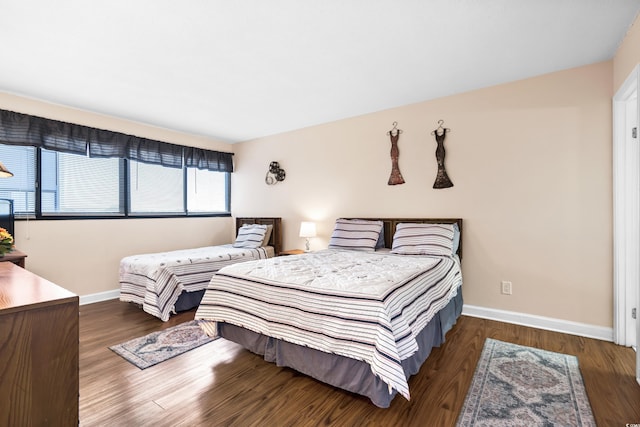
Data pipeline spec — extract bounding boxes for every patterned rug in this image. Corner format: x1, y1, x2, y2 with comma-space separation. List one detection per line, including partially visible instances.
456, 338, 595, 427
109, 320, 215, 369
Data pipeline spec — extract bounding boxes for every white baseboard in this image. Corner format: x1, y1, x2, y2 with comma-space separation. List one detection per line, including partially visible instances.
462, 304, 614, 342
79, 289, 120, 306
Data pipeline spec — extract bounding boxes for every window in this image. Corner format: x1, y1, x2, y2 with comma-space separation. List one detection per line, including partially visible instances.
0, 144, 36, 214
41, 149, 122, 215
0, 109, 233, 218
129, 161, 183, 214
187, 167, 228, 213
0, 144, 230, 218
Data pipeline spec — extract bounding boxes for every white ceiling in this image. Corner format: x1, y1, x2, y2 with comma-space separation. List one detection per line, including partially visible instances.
1, 1, 639, 143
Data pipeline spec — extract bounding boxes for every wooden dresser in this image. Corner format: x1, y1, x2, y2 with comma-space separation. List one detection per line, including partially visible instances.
0, 262, 79, 425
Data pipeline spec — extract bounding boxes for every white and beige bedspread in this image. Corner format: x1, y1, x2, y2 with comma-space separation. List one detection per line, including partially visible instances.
195, 249, 462, 401
120, 244, 274, 321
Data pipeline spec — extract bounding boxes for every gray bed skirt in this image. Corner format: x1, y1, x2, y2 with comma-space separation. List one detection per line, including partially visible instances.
218, 289, 463, 408
174, 289, 206, 313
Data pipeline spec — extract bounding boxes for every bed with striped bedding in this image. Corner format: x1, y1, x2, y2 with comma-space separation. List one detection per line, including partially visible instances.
119, 217, 282, 321
195, 217, 463, 407
120, 245, 275, 321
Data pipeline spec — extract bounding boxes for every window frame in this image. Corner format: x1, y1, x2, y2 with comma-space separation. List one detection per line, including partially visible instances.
2, 145, 231, 220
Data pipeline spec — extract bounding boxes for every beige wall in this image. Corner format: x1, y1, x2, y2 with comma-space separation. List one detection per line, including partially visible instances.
0, 92, 235, 296
233, 61, 613, 327
14, 217, 233, 297
614, 13, 640, 92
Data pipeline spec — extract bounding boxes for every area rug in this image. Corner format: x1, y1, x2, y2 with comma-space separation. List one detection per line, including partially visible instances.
109, 320, 215, 369
456, 338, 595, 427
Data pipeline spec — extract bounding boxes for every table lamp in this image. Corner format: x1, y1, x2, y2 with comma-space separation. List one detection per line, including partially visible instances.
299, 221, 316, 252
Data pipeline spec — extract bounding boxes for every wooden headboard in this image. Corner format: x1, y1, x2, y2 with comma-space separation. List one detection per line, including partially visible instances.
235, 217, 283, 255
352, 218, 463, 259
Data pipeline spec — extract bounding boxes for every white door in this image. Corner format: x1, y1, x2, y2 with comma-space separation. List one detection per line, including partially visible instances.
613, 64, 640, 386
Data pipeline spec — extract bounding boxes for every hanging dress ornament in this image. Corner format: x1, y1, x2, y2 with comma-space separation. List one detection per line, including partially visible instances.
431, 120, 453, 189
387, 122, 405, 185
265, 161, 286, 185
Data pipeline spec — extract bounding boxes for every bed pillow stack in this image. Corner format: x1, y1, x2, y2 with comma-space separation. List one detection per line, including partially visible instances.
233, 224, 269, 249
328, 219, 384, 252
391, 223, 456, 256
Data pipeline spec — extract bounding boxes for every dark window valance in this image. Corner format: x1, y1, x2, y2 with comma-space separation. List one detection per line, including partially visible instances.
90, 136, 185, 169
0, 109, 233, 171
185, 147, 234, 172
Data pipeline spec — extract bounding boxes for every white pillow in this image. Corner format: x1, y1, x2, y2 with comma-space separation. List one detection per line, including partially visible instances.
328, 219, 383, 252
391, 223, 455, 256
232, 224, 268, 249
261, 224, 274, 246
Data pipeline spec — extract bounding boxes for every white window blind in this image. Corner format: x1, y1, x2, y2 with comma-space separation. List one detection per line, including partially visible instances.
0, 144, 36, 215
41, 149, 122, 215
129, 160, 183, 214
187, 168, 227, 213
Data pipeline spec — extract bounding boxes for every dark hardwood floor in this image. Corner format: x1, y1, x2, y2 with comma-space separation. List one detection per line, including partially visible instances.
79, 300, 640, 426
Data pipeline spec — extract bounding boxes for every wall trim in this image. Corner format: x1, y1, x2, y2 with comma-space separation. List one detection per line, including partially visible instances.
462, 304, 614, 342
79, 289, 120, 306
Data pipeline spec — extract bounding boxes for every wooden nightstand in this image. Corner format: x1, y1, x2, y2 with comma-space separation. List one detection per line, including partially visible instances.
279, 249, 305, 256
0, 249, 27, 268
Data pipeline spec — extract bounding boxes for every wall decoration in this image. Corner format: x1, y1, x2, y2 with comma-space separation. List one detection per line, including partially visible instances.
431, 120, 454, 189
265, 161, 286, 185
387, 122, 405, 185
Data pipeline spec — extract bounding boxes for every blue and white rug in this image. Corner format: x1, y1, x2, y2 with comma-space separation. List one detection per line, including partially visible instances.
456, 338, 596, 426
110, 320, 215, 369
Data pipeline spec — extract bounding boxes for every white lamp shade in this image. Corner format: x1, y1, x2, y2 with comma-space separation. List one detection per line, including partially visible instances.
299, 221, 317, 238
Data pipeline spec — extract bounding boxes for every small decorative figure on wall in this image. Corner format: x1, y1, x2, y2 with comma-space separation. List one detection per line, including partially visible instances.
387, 121, 405, 185
265, 161, 286, 185
431, 120, 454, 189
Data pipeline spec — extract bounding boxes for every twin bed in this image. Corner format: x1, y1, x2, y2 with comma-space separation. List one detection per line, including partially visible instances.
194, 217, 463, 408
119, 217, 282, 321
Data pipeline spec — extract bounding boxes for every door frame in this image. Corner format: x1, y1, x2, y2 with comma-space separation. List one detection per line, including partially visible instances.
613, 64, 639, 349
613, 63, 640, 386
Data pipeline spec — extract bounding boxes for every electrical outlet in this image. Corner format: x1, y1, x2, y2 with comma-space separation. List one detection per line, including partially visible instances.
501, 281, 512, 295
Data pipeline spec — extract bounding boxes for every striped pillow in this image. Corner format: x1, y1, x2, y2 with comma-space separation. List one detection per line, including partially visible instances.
391, 223, 455, 256
232, 224, 268, 249
328, 219, 383, 252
